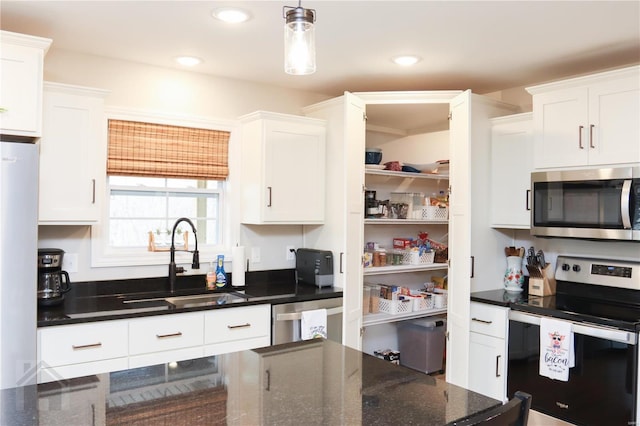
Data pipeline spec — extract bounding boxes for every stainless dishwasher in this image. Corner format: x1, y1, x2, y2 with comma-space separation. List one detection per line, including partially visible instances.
271, 297, 343, 345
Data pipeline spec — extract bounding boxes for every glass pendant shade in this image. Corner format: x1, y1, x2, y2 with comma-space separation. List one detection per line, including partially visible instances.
284, 7, 316, 75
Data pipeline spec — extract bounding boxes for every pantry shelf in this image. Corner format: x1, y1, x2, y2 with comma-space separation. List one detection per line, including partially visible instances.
365, 170, 448, 180
363, 263, 448, 276
363, 308, 447, 327
364, 218, 448, 225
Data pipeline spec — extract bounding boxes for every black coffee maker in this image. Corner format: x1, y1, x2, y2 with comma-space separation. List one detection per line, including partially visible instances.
38, 248, 71, 306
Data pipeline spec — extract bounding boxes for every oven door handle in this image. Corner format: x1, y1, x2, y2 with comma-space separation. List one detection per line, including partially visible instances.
509, 310, 638, 345
276, 306, 343, 321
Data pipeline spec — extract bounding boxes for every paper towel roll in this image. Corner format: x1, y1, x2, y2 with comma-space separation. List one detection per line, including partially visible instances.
232, 246, 245, 287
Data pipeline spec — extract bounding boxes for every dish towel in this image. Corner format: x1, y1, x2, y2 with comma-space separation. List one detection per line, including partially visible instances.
301, 309, 327, 340
539, 317, 575, 381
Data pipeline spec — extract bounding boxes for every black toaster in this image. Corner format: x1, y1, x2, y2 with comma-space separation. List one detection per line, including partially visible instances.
295, 248, 334, 288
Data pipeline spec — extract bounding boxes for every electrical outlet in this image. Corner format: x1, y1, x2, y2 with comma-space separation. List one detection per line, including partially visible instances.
286, 245, 295, 261
62, 253, 78, 273
251, 247, 261, 263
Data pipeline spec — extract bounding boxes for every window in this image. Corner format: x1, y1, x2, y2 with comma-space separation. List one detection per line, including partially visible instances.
108, 176, 222, 248
91, 110, 237, 268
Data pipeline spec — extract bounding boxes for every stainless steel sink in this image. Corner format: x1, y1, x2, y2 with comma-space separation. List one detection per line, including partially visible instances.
244, 293, 296, 302
67, 300, 173, 319
164, 292, 247, 308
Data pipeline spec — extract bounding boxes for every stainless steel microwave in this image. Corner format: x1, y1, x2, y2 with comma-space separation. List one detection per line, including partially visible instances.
531, 167, 640, 241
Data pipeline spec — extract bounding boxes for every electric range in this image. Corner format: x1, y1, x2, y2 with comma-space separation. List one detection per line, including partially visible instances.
510, 256, 640, 331
507, 256, 640, 426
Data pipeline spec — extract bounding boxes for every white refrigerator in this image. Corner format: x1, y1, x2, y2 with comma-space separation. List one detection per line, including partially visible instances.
0, 141, 38, 389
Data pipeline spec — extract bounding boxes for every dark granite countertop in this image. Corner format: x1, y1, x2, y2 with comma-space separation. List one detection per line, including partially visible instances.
2, 339, 501, 425
470, 288, 528, 307
37, 269, 342, 327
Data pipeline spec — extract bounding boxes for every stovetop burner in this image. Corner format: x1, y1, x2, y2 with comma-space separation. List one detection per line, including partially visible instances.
511, 256, 640, 331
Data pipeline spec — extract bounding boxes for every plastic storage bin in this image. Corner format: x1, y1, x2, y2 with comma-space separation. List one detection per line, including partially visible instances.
398, 318, 446, 374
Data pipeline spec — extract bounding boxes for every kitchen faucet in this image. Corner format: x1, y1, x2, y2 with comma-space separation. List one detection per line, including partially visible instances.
168, 217, 200, 293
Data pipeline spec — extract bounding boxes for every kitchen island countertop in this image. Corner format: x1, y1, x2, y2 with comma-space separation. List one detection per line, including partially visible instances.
2, 339, 501, 425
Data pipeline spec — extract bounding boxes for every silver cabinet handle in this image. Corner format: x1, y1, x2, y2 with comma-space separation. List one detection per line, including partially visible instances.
91, 179, 96, 204
228, 323, 251, 329
578, 125, 584, 149
470, 256, 475, 278
526, 189, 531, 211
276, 306, 343, 321
496, 355, 501, 377
156, 332, 183, 339
589, 124, 595, 148
72, 342, 102, 350
471, 317, 492, 325
267, 186, 272, 207
265, 369, 271, 391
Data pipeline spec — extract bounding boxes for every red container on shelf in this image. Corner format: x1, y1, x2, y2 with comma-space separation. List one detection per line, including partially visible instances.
393, 238, 413, 250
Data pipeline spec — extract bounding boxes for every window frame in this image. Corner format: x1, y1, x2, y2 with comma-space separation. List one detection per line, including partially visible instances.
91, 107, 240, 268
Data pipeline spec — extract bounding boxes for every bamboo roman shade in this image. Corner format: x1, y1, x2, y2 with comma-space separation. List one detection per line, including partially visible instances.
107, 119, 230, 180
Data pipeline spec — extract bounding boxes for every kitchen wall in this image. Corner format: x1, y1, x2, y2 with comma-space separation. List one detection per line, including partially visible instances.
38, 49, 330, 282
510, 230, 640, 269
41, 49, 635, 285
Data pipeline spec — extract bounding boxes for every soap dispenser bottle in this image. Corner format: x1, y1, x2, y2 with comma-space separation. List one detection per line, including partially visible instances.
206, 262, 216, 290
215, 255, 227, 289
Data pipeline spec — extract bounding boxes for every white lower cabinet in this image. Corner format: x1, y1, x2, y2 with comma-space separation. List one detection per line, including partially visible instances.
203, 304, 271, 356
38, 305, 272, 382
37, 320, 129, 382
128, 311, 205, 368
468, 302, 509, 401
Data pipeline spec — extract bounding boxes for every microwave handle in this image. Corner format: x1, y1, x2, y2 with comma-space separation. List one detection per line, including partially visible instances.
621, 180, 632, 229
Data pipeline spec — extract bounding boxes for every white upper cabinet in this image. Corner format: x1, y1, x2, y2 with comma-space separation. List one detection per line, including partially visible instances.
239, 111, 326, 224
0, 31, 51, 139
490, 113, 533, 229
528, 65, 640, 169
39, 82, 109, 224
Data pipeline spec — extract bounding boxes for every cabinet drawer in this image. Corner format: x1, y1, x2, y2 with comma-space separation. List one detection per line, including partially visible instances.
38, 321, 128, 367
470, 302, 508, 339
129, 312, 204, 355
204, 305, 270, 345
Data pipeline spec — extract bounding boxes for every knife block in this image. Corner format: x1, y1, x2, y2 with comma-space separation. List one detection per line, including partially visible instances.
527, 263, 556, 296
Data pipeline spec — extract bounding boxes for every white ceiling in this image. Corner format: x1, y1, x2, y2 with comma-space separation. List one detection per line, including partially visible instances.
2, 1, 639, 130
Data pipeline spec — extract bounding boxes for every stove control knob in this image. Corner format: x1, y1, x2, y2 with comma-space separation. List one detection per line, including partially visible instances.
562, 263, 570, 271
572, 264, 581, 272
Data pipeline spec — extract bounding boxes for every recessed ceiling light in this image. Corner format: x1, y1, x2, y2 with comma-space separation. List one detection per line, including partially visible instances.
212, 7, 251, 23
175, 56, 202, 67
392, 55, 422, 66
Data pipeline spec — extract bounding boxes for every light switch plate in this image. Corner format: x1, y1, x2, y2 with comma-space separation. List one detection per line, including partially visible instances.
286, 246, 295, 261
251, 247, 261, 263
62, 253, 78, 273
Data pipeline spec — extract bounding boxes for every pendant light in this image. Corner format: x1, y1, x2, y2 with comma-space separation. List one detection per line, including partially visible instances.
283, 1, 316, 75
